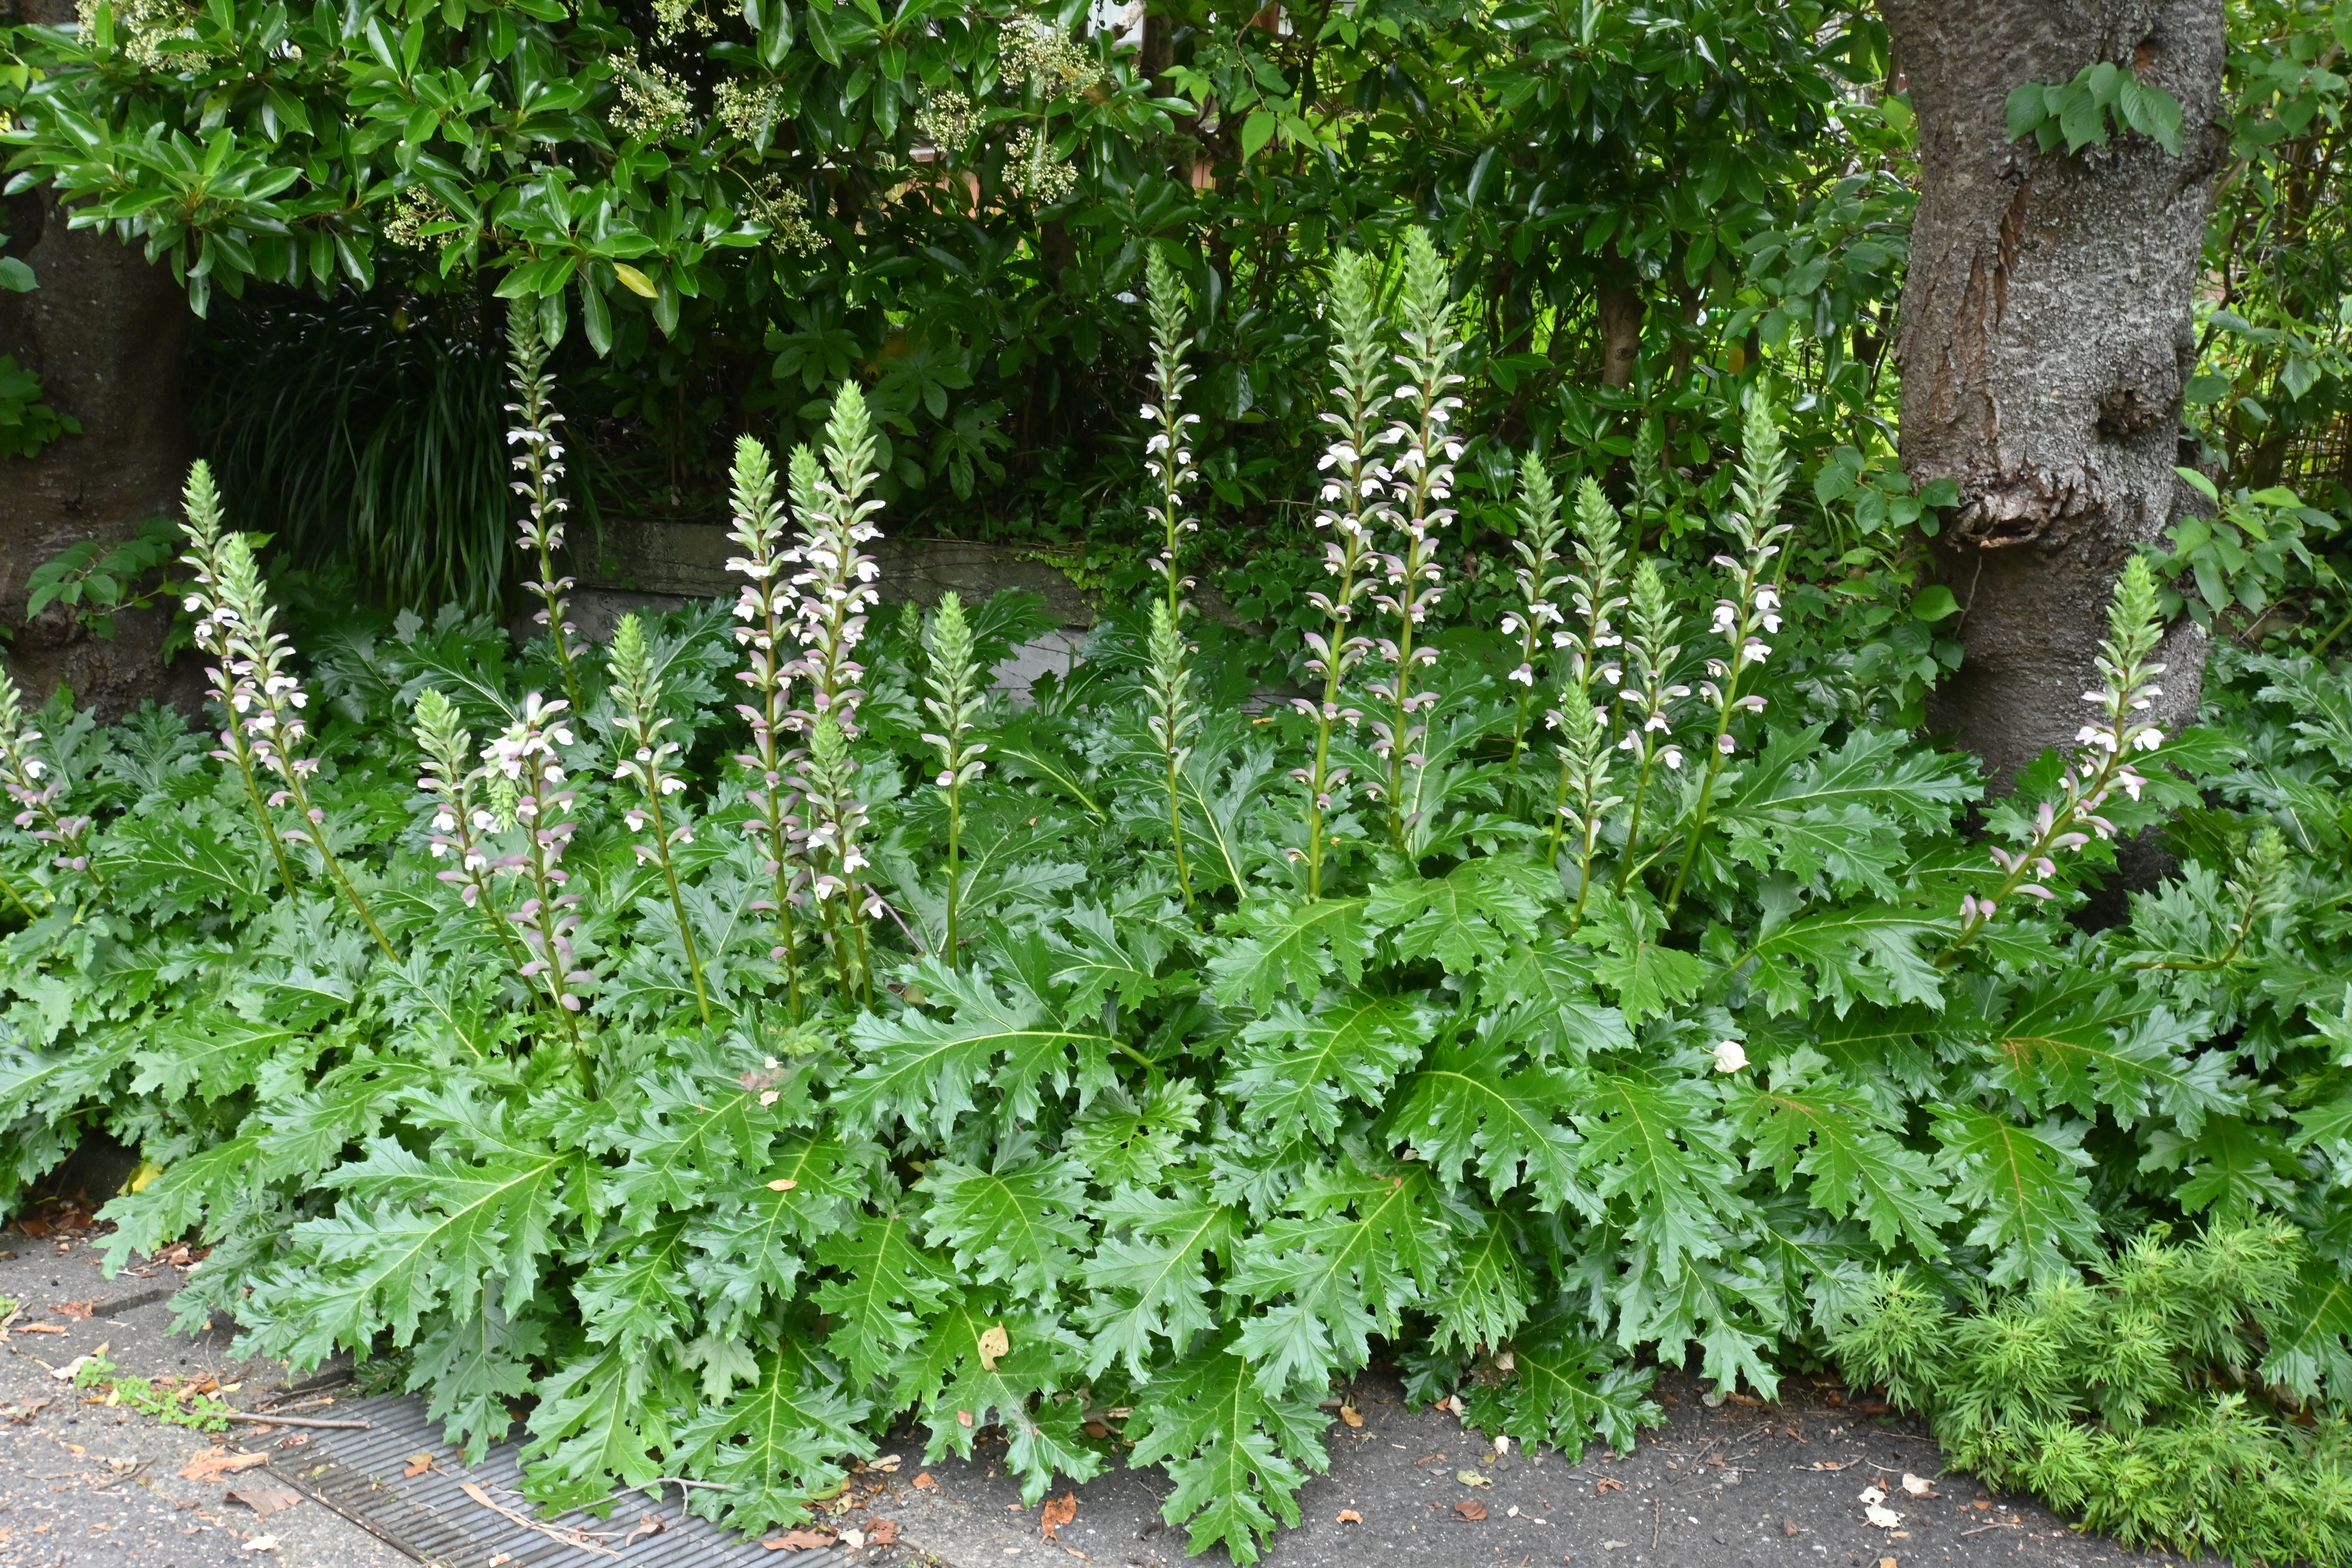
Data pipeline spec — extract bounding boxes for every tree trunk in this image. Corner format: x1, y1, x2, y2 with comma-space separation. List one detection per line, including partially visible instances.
1882, 0, 2224, 786
1595, 266, 1643, 389
0, 187, 196, 720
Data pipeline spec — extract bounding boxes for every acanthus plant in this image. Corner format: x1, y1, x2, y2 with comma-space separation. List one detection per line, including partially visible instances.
0, 234, 2345, 1568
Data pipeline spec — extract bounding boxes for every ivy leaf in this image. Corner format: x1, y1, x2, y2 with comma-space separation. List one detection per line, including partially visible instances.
1227, 990, 1436, 1141
1206, 896, 1372, 1012
1383, 1034, 1592, 1212
917, 1154, 1089, 1297
1081, 1186, 1239, 1380
1124, 1332, 1330, 1566
1738, 1051, 1957, 1253
1931, 1109, 2099, 1285
673, 1338, 877, 1535
839, 958, 1117, 1138
1366, 857, 1552, 971
1460, 1307, 1660, 1454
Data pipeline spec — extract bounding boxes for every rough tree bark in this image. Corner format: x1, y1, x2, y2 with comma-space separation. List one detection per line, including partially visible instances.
1595, 247, 1644, 389
0, 186, 195, 721
1881, 0, 2224, 786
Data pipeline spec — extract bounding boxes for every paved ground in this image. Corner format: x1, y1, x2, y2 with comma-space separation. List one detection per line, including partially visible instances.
0, 1217, 2204, 1568
0, 1222, 406, 1568
873, 1371, 2202, 1568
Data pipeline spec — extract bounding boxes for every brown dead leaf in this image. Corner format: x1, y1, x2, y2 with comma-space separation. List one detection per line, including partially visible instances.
1782, 1519, 1804, 1538
1041, 1492, 1077, 1541
1412, 1452, 1445, 1466
622, 1513, 665, 1547
977, 1321, 1011, 1372
227, 1478, 302, 1519
956, 1409, 974, 1427
912, 1472, 938, 1491
1083, 1421, 1110, 1438
1725, 1392, 1766, 1407
765, 1179, 798, 1192
1339, 1405, 1363, 1428
762, 1529, 838, 1552
15, 1322, 63, 1334
180, 1450, 271, 1483
402, 1452, 435, 1478
868, 1519, 898, 1547
49, 1299, 99, 1320
1595, 1478, 1625, 1495
1454, 1500, 1488, 1522
1337, 1511, 1363, 1525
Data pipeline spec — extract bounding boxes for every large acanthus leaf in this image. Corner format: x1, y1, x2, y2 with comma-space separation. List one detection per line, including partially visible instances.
1735, 898, 1951, 1016
599, 1062, 789, 1228
1080, 1184, 1239, 1380
2261, 1256, 2352, 1402
131, 1006, 333, 1102
811, 1205, 958, 1388
686, 1132, 879, 1332
906, 1296, 1102, 1503
1931, 1108, 2100, 1285
1426, 1200, 1533, 1355
1579, 891, 1705, 1025
1205, 896, 1373, 1012
674, 1337, 877, 1534
838, 956, 1117, 1138
520, 1344, 682, 1513
916, 1153, 1089, 1297
1460, 1304, 1661, 1455
1067, 1080, 1206, 1188
1980, 977, 2235, 1135
1048, 896, 1185, 1019
1124, 1332, 1331, 1566
1712, 726, 1977, 899
404, 1282, 544, 1462
575, 1219, 694, 1361
94, 798, 273, 920
98, 1133, 263, 1266
1227, 989, 1436, 1142
1365, 856, 1553, 972
1574, 1070, 1745, 1273
1381, 1032, 1592, 1212
1737, 1049, 1957, 1254
1230, 1158, 1454, 1395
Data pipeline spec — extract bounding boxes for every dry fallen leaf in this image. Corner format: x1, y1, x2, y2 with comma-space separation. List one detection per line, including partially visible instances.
840, 1528, 868, 1549
912, 1472, 939, 1491
1900, 1473, 1936, 1497
180, 1450, 272, 1483
977, 1321, 1011, 1372
762, 1528, 838, 1552
1454, 1499, 1488, 1522
868, 1454, 902, 1473
49, 1299, 99, 1320
227, 1479, 302, 1519
1040, 1492, 1077, 1541
1412, 1452, 1444, 1466
766, 1179, 798, 1192
1336, 1511, 1363, 1525
1595, 1478, 1625, 1495
18, 1323, 64, 1335
868, 1519, 898, 1547
1339, 1404, 1363, 1428
1858, 1484, 1886, 1506
1456, 1469, 1491, 1488
1880, 1558, 1898, 1568
238, 1535, 279, 1553
402, 1453, 435, 1478
1864, 1504, 1904, 1530
622, 1513, 666, 1546
1781, 1519, 1804, 1538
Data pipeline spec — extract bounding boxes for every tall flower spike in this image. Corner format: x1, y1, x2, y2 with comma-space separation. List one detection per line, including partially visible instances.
413, 687, 528, 971
0, 670, 98, 895
1546, 477, 1629, 864
1293, 249, 1393, 899
786, 384, 886, 737
1144, 596, 1200, 907
1368, 229, 1466, 839
507, 308, 585, 715
1666, 385, 1794, 912
1502, 452, 1569, 758
1611, 559, 1688, 894
483, 691, 593, 1080
795, 712, 877, 1000
1142, 247, 1201, 620
179, 464, 392, 956
609, 614, 713, 1025
725, 435, 806, 1015
921, 591, 988, 958
1946, 555, 2171, 955
1544, 690, 1621, 927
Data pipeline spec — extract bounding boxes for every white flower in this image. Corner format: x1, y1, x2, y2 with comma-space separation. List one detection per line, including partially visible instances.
1712, 1039, 1748, 1073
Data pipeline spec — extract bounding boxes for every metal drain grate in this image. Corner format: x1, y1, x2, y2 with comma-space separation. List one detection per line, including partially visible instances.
275, 1392, 850, 1568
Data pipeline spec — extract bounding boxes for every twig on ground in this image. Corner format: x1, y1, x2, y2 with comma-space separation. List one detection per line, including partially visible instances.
219, 1413, 371, 1430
